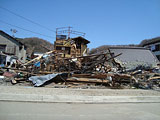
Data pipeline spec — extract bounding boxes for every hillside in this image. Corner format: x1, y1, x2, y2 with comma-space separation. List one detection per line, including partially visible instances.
17, 37, 54, 56
89, 44, 138, 55
89, 36, 160, 55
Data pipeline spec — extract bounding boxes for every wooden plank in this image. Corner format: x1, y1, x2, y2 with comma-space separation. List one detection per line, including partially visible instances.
72, 74, 112, 79
148, 76, 160, 80
67, 77, 109, 83
23, 50, 55, 66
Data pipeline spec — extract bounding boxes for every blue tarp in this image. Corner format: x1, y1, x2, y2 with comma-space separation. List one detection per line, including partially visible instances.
29, 73, 59, 87
34, 61, 40, 67
0, 64, 5, 67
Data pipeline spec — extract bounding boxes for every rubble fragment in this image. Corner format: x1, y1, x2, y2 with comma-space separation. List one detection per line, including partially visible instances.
0, 34, 160, 89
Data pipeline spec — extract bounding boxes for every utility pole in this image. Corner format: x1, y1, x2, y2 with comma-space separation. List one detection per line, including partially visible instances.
56, 28, 58, 40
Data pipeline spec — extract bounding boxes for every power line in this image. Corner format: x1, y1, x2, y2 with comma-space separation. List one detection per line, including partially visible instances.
0, 20, 55, 39
0, 6, 56, 33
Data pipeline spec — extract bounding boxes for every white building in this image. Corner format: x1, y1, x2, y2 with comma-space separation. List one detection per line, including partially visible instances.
140, 37, 160, 61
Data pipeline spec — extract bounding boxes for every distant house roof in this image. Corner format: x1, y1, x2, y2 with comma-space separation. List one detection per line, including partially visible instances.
72, 36, 90, 44
140, 37, 160, 47
108, 46, 148, 50
0, 30, 26, 48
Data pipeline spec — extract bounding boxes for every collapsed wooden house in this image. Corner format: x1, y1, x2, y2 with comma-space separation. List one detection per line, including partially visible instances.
54, 27, 90, 58
2, 27, 160, 89
54, 36, 90, 58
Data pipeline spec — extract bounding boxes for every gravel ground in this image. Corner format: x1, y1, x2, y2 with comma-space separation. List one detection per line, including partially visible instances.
0, 86, 160, 96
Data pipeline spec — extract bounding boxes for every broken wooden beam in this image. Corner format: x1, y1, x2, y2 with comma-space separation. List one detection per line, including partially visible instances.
66, 77, 109, 84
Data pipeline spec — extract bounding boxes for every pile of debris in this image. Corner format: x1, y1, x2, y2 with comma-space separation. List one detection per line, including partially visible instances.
0, 48, 160, 89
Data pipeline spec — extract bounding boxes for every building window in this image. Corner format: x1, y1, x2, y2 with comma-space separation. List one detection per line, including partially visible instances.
155, 44, 160, 51
0, 45, 6, 52
65, 47, 71, 54
56, 46, 62, 50
156, 55, 160, 61
62, 47, 65, 50
76, 42, 81, 49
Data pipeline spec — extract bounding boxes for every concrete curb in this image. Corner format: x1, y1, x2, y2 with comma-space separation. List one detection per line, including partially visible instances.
0, 93, 160, 103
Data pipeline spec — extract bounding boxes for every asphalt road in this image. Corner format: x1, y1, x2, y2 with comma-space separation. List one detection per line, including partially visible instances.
0, 101, 160, 120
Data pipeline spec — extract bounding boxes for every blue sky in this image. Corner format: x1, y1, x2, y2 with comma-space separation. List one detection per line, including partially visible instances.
0, 0, 160, 49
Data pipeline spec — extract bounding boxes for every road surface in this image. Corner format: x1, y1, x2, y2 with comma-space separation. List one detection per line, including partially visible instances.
0, 101, 160, 120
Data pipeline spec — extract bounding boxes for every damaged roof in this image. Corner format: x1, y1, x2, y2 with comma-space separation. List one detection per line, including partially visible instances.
71, 36, 90, 44
0, 30, 26, 48
109, 46, 159, 69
